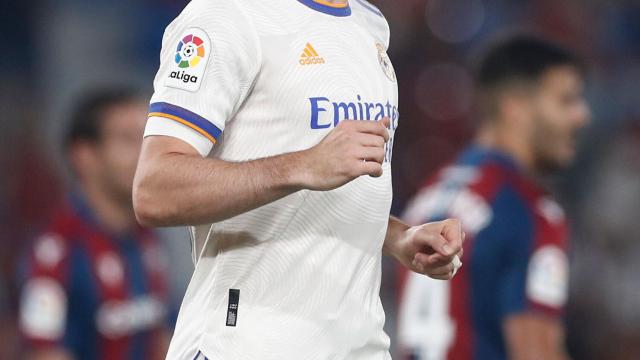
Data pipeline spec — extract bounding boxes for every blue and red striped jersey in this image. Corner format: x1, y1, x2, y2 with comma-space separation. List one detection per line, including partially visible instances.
19, 193, 171, 360
399, 145, 569, 360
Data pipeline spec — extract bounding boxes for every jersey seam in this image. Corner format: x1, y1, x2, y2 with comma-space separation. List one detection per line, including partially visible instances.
196, 190, 310, 357
231, 0, 263, 99
196, 222, 225, 357
220, 0, 263, 140
354, 0, 385, 18
189, 226, 197, 264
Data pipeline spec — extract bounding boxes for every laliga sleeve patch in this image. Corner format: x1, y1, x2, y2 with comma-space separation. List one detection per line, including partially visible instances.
526, 245, 568, 308
20, 278, 67, 340
165, 28, 211, 92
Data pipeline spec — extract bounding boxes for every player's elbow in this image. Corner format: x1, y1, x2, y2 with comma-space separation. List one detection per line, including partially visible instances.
132, 183, 161, 227
132, 172, 175, 227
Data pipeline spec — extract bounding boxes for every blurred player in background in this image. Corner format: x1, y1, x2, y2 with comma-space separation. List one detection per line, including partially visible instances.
398, 36, 590, 360
133, 0, 464, 359
19, 89, 171, 360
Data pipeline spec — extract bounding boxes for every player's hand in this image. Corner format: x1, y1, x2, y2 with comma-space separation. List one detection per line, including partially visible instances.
298, 117, 390, 191
393, 219, 465, 280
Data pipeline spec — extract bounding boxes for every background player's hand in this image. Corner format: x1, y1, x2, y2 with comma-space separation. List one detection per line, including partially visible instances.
299, 117, 390, 191
394, 219, 465, 280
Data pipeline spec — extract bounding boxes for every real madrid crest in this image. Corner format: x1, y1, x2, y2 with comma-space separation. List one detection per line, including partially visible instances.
376, 43, 396, 82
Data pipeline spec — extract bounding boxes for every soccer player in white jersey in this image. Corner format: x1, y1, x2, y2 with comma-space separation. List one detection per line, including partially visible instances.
133, 1, 464, 359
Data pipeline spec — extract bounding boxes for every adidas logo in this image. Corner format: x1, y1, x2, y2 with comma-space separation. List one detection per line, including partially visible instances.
299, 43, 325, 66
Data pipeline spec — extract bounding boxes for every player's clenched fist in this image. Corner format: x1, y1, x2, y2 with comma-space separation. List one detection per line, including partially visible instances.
298, 117, 391, 191
392, 219, 465, 280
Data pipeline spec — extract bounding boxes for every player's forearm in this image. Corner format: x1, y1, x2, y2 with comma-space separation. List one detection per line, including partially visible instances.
133, 149, 306, 227
134, 119, 390, 227
383, 216, 410, 257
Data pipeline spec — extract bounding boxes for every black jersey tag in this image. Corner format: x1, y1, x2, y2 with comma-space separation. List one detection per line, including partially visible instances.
226, 289, 240, 326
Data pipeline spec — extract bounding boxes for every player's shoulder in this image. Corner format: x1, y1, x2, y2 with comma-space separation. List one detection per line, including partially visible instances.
490, 177, 568, 251
25, 198, 101, 273
163, 0, 262, 68
402, 160, 492, 227
509, 174, 567, 228
461, 149, 542, 213
351, 0, 386, 18
170, 0, 258, 32
409, 147, 519, 207
431, 150, 513, 203
179, 0, 245, 15
350, 0, 390, 47
178, 0, 277, 20
28, 207, 82, 262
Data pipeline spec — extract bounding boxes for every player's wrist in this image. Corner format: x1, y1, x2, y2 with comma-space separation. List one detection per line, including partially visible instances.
383, 217, 411, 258
382, 236, 400, 258
279, 150, 314, 191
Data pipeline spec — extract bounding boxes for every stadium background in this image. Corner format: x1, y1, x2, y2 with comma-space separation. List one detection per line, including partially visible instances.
1, 0, 639, 359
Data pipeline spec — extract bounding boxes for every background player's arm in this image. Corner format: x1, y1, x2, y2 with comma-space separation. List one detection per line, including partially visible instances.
504, 314, 570, 360
500, 239, 570, 360
498, 195, 570, 360
383, 216, 464, 280
20, 236, 76, 360
133, 119, 390, 226
148, 327, 171, 360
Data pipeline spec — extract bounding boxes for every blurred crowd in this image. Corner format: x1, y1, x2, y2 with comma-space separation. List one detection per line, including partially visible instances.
1, 0, 639, 359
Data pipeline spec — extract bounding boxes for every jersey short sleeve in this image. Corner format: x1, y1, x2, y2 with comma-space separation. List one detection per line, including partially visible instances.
19, 233, 71, 347
145, 0, 262, 156
524, 197, 569, 314
497, 188, 569, 318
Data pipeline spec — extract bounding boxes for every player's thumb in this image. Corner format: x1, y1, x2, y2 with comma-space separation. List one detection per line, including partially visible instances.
439, 219, 463, 256
433, 235, 457, 257
417, 228, 455, 257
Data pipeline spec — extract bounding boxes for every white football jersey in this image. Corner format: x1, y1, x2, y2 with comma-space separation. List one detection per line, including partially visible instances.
144, 0, 399, 359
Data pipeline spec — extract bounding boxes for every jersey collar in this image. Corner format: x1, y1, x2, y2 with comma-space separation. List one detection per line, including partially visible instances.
298, 0, 352, 17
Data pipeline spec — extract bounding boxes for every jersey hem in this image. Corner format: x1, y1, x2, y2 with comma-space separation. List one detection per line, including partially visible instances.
144, 117, 214, 157
148, 102, 223, 143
